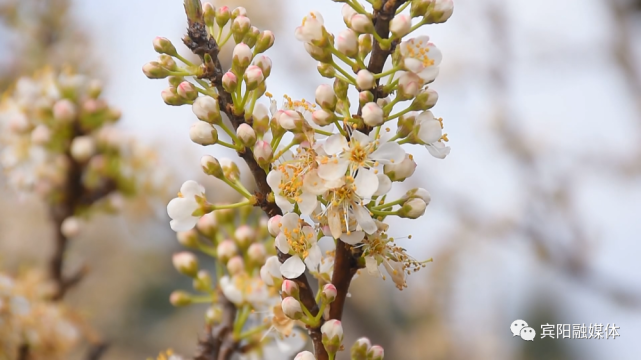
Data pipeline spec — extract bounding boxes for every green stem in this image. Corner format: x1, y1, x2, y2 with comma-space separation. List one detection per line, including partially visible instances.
219, 123, 242, 149
233, 305, 252, 339
314, 128, 335, 136
238, 323, 270, 340
396, 1, 410, 14
331, 48, 357, 69
387, 106, 412, 121
222, 178, 253, 199
273, 141, 296, 160
217, 139, 239, 150
371, 198, 404, 210
175, 54, 194, 66
374, 66, 402, 79
219, 29, 234, 48
211, 200, 252, 210
331, 61, 357, 84
270, 133, 283, 153
383, 96, 401, 113
370, 209, 399, 216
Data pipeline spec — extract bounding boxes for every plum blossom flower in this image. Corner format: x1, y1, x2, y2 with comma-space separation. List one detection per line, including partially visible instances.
399, 36, 442, 83
415, 111, 450, 159
167, 180, 206, 232
295, 11, 326, 45
274, 213, 322, 278
219, 273, 269, 308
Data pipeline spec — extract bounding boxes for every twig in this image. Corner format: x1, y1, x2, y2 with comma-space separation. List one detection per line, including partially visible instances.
85, 342, 110, 360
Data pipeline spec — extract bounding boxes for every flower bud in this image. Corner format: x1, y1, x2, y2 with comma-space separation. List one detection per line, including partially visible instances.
197, 212, 217, 236
255, 30, 275, 53
234, 225, 256, 247
231, 6, 247, 19
411, 88, 438, 111
88, 79, 102, 98
31, 125, 51, 145
247, 243, 266, 265
236, 123, 257, 147
322, 284, 337, 303
341, 4, 358, 27
368, 345, 384, 360
294, 351, 315, 360
384, 154, 416, 182
277, 110, 303, 130
350, 14, 374, 33
403, 187, 431, 203
177, 81, 198, 100
282, 280, 300, 299
222, 72, 239, 93
253, 140, 273, 167
359, 34, 373, 56
227, 256, 245, 275
193, 270, 212, 292
215, 6, 231, 27
172, 252, 199, 277
206, 305, 223, 324
142, 61, 170, 79
317, 63, 336, 78
411, 0, 429, 18
170, 290, 192, 306
315, 84, 337, 110
390, 14, 411, 38
189, 122, 218, 146
397, 112, 417, 138
281, 297, 303, 320
351, 337, 372, 360
61, 217, 81, 238
336, 29, 358, 58
305, 43, 332, 63
334, 78, 349, 99
220, 158, 241, 180
242, 26, 260, 48
399, 197, 427, 219
253, 55, 272, 78
153, 36, 178, 56
356, 70, 375, 90
158, 54, 177, 71
243, 65, 264, 91
232, 43, 253, 72
267, 215, 282, 236
70, 136, 96, 162
252, 103, 270, 136
321, 319, 344, 354
161, 87, 184, 106
359, 91, 374, 108
398, 72, 423, 99
231, 15, 251, 43
203, 3, 216, 27
362, 102, 384, 127
312, 109, 335, 127
216, 240, 238, 264
270, 116, 286, 139
425, 0, 454, 24
177, 229, 199, 248
168, 76, 184, 87
201, 155, 224, 178
53, 99, 76, 122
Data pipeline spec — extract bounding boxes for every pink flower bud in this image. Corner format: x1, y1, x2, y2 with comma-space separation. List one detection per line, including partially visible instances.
304, 42, 332, 63
176, 81, 198, 100
390, 14, 411, 38
234, 225, 256, 247
351, 337, 372, 357
53, 99, 76, 122
243, 26, 261, 48
170, 290, 192, 306
315, 84, 337, 110
227, 256, 245, 275
203, 3, 216, 27
189, 122, 218, 146
70, 136, 96, 162
426, 0, 454, 24
142, 61, 170, 79
61, 217, 81, 238
282, 280, 300, 299
247, 243, 266, 264
153, 36, 178, 56
356, 69, 375, 90
295, 11, 326, 46
322, 284, 337, 303
231, 6, 247, 19
231, 15, 251, 43
384, 154, 416, 182
336, 29, 358, 58
161, 87, 184, 106
253, 55, 272, 78
215, 6, 231, 27
250, 141, 271, 168
236, 123, 257, 147
177, 229, 199, 248
398, 72, 423, 99
201, 155, 224, 178
255, 30, 275, 53
350, 14, 374, 33
216, 240, 238, 264
220, 158, 241, 180
192, 96, 221, 123
294, 351, 316, 360
31, 125, 51, 145
341, 4, 358, 26
267, 215, 282, 236
222, 72, 238, 93
368, 345, 384, 360
277, 110, 303, 130
281, 297, 303, 320
311, 109, 335, 127
193, 270, 212, 292
196, 212, 217, 235
243, 65, 264, 91
252, 103, 270, 136
232, 43, 253, 71
359, 91, 374, 107
321, 320, 344, 354
158, 54, 177, 70
404, 188, 431, 203
411, 88, 438, 110
172, 252, 199, 277
399, 198, 427, 219
317, 62, 336, 78
361, 102, 384, 126
359, 34, 373, 56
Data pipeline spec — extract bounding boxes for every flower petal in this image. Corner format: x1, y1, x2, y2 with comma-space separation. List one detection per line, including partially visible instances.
365, 256, 380, 276
281, 213, 300, 230
354, 168, 378, 199
298, 192, 318, 216
266, 170, 283, 191
352, 204, 377, 234
340, 231, 365, 245
303, 169, 328, 196
318, 158, 349, 181
304, 244, 322, 272
350, 130, 370, 145
275, 195, 295, 213
370, 141, 405, 165
426, 142, 451, 159
167, 197, 197, 220
328, 207, 343, 239
281, 256, 306, 279
374, 174, 392, 196
323, 134, 349, 155
275, 233, 291, 254
180, 180, 204, 198
170, 217, 198, 232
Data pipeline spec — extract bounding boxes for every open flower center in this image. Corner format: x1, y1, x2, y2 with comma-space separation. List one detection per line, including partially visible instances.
406, 39, 435, 68
283, 224, 313, 257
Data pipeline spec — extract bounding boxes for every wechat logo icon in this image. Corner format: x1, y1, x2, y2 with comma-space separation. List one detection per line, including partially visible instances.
511, 319, 536, 341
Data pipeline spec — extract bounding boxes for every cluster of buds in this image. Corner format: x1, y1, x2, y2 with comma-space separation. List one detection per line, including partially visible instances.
0, 69, 164, 237
0, 270, 82, 358
148, 0, 454, 358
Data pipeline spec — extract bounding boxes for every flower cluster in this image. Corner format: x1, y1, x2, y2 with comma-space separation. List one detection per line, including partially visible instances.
0, 270, 82, 360
146, 0, 454, 358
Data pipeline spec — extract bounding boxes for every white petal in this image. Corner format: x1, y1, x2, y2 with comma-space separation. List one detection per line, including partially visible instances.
350, 130, 370, 145
328, 207, 343, 239
275, 233, 290, 254
304, 244, 322, 272
426, 142, 451, 159
374, 174, 392, 196
340, 231, 365, 245
303, 170, 328, 196
352, 205, 377, 234
404, 58, 424, 73
418, 119, 442, 144
281, 213, 300, 230
370, 142, 405, 164
180, 180, 204, 198
167, 197, 197, 220
298, 192, 318, 216
318, 236, 336, 253
418, 66, 440, 83
170, 217, 198, 232
365, 256, 380, 276
323, 134, 348, 155
318, 158, 349, 181
266, 170, 283, 191
281, 256, 306, 279
354, 168, 378, 199
275, 195, 295, 213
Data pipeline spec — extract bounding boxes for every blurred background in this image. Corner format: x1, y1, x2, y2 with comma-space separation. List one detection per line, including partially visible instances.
2, 0, 641, 359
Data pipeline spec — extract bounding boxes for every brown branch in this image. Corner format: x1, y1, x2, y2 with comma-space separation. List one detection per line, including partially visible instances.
85, 342, 109, 360
181, 2, 325, 359
18, 344, 29, 360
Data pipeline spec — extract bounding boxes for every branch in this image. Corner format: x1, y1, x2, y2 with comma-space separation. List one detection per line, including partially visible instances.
85, 342, 109, 360
182, 4, 325, 359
